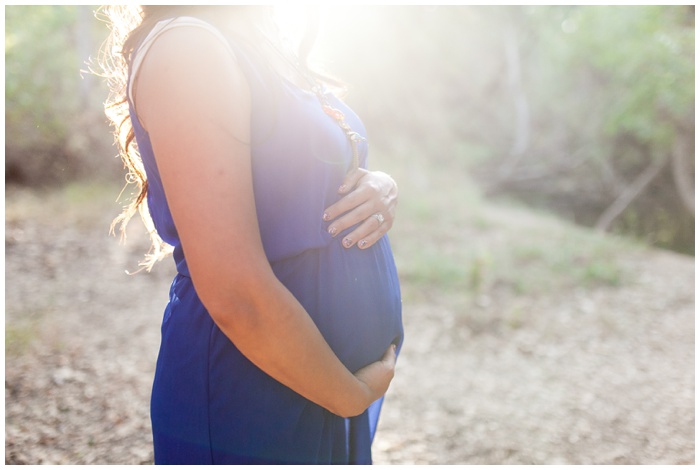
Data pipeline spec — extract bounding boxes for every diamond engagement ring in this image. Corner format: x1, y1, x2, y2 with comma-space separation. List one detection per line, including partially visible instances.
372, 213, 385, 225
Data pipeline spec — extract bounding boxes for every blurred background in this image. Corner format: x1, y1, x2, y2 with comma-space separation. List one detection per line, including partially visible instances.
6, 5, 695, 253
5, 5, 695, 465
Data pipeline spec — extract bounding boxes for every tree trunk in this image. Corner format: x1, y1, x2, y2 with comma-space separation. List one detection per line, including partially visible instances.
671, 133, 695, 214
75, 6, 93, 108
498, 22, 530, 181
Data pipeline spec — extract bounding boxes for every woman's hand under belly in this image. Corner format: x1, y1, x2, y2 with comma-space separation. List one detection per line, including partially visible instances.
270, 237, 403, 372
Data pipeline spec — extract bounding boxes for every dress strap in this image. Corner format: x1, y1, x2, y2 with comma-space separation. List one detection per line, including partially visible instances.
128, 16, 238, 110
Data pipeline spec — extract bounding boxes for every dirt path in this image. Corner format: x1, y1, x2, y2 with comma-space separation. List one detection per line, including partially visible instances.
5, 186, 695, 464
374, 250, 694, 464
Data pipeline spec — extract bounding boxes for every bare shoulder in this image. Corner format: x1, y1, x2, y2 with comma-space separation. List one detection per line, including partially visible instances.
133, 24, 250, 131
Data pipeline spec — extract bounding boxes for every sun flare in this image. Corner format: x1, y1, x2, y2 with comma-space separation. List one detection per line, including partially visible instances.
273, 5, 386, 66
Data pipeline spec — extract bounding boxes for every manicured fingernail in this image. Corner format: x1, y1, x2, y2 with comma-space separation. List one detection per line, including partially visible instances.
338, 184, 347, 193
328, 226, 337, 236
358, 240, 368, 249
343, 237, 352, 247
323, 212, 331, 221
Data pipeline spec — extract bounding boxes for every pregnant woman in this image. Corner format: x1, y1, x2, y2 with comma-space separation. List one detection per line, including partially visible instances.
101, 5, 403, 464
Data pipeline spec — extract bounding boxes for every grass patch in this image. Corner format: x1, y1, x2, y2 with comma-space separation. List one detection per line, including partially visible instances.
487, 214, 630, 294
398, 248, 468, 288
62, 181, 119, 207
6, 321, 40, 356
378, 147, 637, 300
6, 181, 121, 226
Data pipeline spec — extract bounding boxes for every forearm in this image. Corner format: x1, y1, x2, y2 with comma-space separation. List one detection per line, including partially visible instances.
201, 273, 372, 418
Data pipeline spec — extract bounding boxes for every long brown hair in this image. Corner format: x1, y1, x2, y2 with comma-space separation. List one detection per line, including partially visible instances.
98, 5, 330, 271
99, 5, 162, 272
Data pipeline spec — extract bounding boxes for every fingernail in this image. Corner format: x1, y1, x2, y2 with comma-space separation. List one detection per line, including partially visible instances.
322, 212, 331, 221
358, 240, 368, 249
338, 184, 347, 193
343, 237, 352, 247
328, 226, 337, 236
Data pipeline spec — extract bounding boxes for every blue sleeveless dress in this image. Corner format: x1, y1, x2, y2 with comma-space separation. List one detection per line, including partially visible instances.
128, 17, 403, 465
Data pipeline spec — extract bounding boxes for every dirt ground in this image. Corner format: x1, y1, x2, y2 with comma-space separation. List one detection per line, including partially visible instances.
4, 186, 695, 465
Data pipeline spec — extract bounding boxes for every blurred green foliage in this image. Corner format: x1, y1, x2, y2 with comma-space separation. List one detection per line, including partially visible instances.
5, 5, 115, 185
6, 6, 78, 152
526, 6, 694, 161
320, 5, 693, 254
5, 6, 694, 253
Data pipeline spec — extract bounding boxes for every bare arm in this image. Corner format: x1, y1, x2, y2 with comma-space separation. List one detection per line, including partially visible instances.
134, 27, 394, 418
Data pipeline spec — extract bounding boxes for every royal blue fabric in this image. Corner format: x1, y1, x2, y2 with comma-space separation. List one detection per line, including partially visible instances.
129, 19, 403, 464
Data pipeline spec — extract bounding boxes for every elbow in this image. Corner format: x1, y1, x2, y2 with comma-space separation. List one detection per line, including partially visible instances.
191, 267, 284, 348
205, 296, 248, 332
333, 399, 370, 419
192, 273, 262, 334
199, 286, 259, 335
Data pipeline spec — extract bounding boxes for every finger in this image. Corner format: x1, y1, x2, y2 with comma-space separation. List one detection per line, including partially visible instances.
337, 212, 386, 248
344, 213, 390, 249
323, 180, 375, 222
383, 343, 397, 361
337, 168, 368, 194
381, 344, 397, 371
353, 203, 395, 249
327, 198, 378, 240
355, 225, 387, 250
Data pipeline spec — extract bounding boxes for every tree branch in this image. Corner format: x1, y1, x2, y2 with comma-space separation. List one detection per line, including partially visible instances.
595, 155, 669, 233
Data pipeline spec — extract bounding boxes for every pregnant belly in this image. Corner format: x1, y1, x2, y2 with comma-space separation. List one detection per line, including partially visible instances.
270, 236, 403, 372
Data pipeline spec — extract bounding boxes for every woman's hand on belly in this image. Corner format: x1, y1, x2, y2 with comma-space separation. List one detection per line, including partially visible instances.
322, 168, 398, 249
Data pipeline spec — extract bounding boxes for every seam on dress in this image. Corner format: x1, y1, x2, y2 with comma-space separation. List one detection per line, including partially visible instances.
206, 316, 216, 463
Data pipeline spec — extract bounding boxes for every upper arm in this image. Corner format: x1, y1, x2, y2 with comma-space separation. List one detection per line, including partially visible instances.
133, 26, 270, 314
